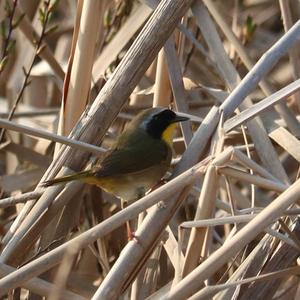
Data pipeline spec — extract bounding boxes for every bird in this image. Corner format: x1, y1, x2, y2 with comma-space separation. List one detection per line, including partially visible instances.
42, 107, 189, 239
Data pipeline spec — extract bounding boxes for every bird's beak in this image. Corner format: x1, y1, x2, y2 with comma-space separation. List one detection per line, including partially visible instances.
173, 114, 189, 123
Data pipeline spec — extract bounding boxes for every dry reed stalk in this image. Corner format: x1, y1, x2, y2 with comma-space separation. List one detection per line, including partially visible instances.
182, 165, 217, 276
268, 126, 300, 162
202, 123, 225, 274
189, 266, 300, 300
145, 0, 216, 69
181, 218, 297, 249
0, 117, 106, 155
164, 37, 193, 145
174, 106, 220, 175
0, 191, 43, 208
152, 49, 171, 107
164, 226, 184, 270
219, 167, 287, 193
62, 1, 101, 135
130, 212, 148, 300
230, 147, 279, 182
224, 78, 300, 132
55, 0, 83, 148
181, 214, 257, 228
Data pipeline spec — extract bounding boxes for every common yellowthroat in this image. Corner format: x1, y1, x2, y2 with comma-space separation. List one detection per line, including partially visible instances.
42, 107, 188, 236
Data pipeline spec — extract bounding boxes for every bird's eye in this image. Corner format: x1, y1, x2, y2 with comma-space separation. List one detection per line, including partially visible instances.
161, 109, 175, 120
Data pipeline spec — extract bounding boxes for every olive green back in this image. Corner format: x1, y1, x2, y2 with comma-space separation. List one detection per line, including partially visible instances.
94, 127, 171, 177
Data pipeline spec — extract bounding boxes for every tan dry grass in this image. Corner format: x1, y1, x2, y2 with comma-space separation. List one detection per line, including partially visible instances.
0, 0, 300, 299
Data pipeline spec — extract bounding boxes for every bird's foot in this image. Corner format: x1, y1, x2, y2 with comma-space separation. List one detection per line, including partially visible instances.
150, 179, 168, 192
127, 230, 140, 243
126, 221, 140, 243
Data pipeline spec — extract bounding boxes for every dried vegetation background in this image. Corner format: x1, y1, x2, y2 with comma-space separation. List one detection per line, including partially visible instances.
0, 0, 300, 299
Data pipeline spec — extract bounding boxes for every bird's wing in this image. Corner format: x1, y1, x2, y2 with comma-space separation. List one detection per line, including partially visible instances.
94, 139, 170, 177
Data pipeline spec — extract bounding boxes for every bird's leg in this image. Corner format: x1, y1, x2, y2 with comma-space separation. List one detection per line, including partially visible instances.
121, 189, 145, 241
149, 178, 168, 192
127, 189, 146, 241
121, 199, 137, 241
126, 221, 136, 241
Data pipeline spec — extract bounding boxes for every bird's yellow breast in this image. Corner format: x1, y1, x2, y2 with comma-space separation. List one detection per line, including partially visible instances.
162, 123, 177, 147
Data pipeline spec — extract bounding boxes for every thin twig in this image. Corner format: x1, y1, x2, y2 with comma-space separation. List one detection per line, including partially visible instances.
0, 117, 106, 156
0, 0, 56, 142
0, 191, 43, 208
0, 0, 18, 74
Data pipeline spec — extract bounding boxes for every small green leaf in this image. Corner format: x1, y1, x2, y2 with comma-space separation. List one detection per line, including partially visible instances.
242, 15, 257, 43
39, 8, 45, 24
4, 0, 11, 15
12, 13, 25, 29
0, 21, 7, 39
7, 39, 16, 52
0, 56, 8, 73
246, 16, 256, 35
45, 24, 58, 36
104, 8, 112, 28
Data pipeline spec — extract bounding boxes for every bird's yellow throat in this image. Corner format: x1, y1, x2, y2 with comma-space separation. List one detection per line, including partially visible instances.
162, 123, 177, 147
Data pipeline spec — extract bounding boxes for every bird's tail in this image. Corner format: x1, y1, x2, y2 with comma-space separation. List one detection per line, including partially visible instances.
41, 170, 91, 187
